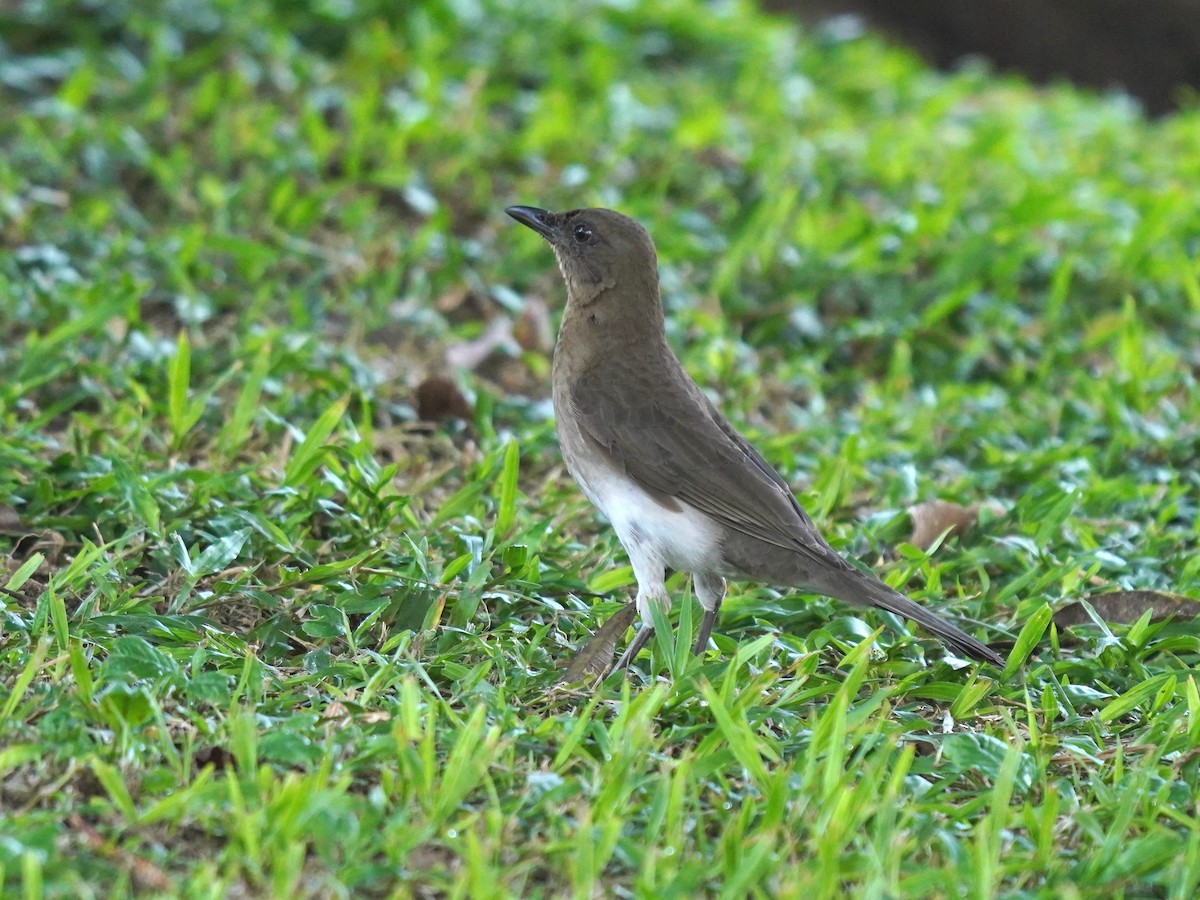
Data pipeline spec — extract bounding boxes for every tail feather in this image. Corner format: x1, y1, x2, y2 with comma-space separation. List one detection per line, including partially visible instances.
829, 571, 1004, 666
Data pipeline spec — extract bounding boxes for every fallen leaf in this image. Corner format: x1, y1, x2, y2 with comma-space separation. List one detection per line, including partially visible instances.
68, 813, 172, 892
194, 746, 234, 770
444, 316, 519, 372
907, 500, 980, 551
1053, 590, 1200, 628
0, 505, 23, 534
322, 701, 349, 721
558, 603, 638, 685
414, 374, 473, 422
513, 297, 553, 354
434, 286, 487, 323
138, 294, 188, 336
12, 529, 66, 565
319, 702, 390, 725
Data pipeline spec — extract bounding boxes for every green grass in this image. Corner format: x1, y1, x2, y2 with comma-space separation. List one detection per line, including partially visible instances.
3, 0, 1200, 895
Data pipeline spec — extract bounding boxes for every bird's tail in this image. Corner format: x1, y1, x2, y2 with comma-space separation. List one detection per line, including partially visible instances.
828, 571, 1004, 666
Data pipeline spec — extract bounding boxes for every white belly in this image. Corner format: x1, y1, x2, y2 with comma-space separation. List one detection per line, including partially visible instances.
575, 464, 719, 575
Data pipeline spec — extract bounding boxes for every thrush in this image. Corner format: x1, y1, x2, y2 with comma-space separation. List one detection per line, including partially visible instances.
506, 205, 1003, 670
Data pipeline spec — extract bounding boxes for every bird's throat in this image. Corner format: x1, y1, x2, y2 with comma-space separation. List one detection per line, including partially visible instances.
556, 290, 668, 374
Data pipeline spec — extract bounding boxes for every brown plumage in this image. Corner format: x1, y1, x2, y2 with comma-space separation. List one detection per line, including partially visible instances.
507, 205, 1003, 669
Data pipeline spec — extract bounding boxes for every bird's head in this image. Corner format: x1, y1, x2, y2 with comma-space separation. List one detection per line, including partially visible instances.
506, 206, 659, 307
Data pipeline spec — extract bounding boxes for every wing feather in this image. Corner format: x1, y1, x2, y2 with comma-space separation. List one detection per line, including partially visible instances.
569, 360, 826, 561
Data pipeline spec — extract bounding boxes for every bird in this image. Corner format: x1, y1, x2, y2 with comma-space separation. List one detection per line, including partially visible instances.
506, 205, 1004, 670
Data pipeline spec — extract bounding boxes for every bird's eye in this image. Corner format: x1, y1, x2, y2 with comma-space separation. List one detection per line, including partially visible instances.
573, 223, 593, 243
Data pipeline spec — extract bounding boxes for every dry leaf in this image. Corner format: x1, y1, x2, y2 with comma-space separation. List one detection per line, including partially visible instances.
1053, 590, 1200, 628
558, 603, 638, 685
513, 297, 553, 354
321, 702, 390, 725
434, 286, 487, 322
194, 746, 234, 770
322, 701, 349, 721
0, 504, 23, 534
907, 500, 980, 551
12, 529, 66, 565
414, 375, 473, 422
69, 813, 172, 892
444, 317, 518, 372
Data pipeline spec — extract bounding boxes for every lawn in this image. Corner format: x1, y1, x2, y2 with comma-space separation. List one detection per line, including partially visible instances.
2, 0, 1200, 896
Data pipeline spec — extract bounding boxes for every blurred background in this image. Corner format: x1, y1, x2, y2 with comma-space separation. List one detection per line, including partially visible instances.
775, 0, 1200, 116
3, 1, 1200, 895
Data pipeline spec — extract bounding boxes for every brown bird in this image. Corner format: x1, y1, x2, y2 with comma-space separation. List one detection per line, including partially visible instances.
506, 205, 1003, 669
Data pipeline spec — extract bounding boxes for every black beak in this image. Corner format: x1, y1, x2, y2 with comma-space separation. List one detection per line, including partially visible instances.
505, 205, 556, 241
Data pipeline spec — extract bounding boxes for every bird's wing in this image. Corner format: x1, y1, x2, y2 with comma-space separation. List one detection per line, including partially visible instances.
568, 359, 829, 560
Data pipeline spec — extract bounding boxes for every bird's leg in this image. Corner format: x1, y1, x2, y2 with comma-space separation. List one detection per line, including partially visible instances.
614, 625, 655, 671
615, 554, 668, 671
692, 616, 715, 656
692, 572, 727, 655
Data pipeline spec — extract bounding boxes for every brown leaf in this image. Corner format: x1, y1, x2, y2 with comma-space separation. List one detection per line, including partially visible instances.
434, 286, 487, 323
907, 500, 980, 551
513, 297, 553, 354
320, 703, 392, 725
68, 813, 173, 892
558, 603, 638, 685
444, 317, 518, 372
414, 375, 473, 422
0, 504, 24, 534
194, 746, 234, 770
12, 529, 66, 565
322, 701, 349, 721
1053, 590, 1200, 628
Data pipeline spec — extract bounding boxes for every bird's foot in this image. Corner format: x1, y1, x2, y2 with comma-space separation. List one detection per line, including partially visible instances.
613, 624, 654, 671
